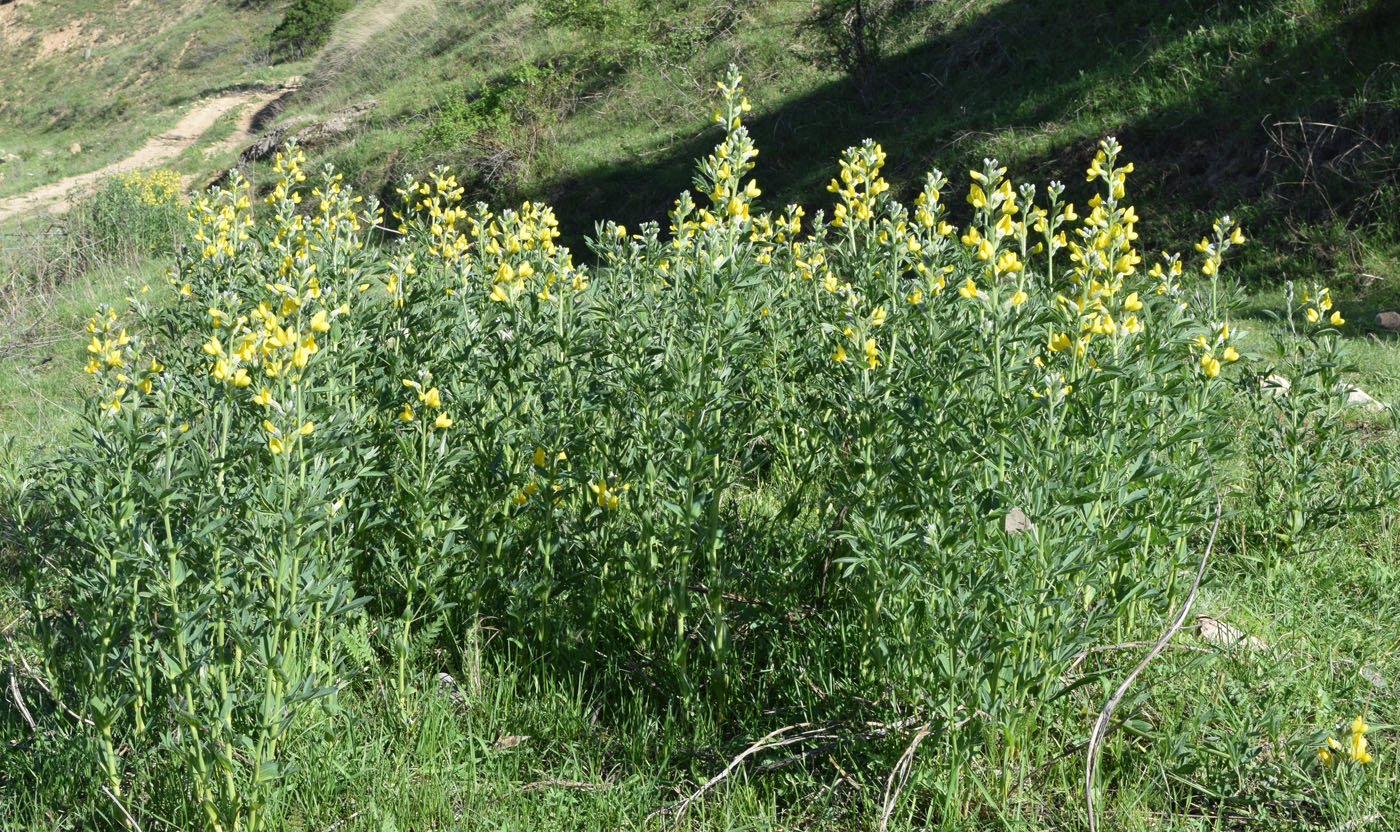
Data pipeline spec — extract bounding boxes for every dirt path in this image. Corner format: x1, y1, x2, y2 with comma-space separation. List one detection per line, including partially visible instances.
0, 87, 291, 223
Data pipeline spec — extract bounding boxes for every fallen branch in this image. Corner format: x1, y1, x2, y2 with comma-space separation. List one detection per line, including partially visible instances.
1084, 487, 1223, 832
877, 723, 930, 832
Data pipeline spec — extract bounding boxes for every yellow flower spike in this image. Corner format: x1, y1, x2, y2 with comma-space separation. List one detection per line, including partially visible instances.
1330, 310, 1345, 326
399, 403, 415, 422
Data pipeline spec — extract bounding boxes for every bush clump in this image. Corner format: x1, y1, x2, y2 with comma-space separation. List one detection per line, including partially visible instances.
7, 67, 1390, 829
269, 0, 352, 60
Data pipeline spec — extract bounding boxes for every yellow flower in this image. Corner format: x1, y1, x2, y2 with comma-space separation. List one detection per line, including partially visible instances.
864, 338, 880, 369
512, 491, 529, 506
399, 402, 414, 422
1009, 290, 1027, 307
533, 447, 547, 467
421, 387, 442, 409
434, 412, 453, 430
958, 277, 978, 299
1201, 353, 1221, 378
832, 344, 847, 363
490, 283, 511, 303
268, 436, 285, 455
310, 309, 331, 332
231, 368, 252, 388
906, 287, 924, 305
1123, 291, 1143, 312
1318, 738, 1340, 767
1330, 310, 1344, 326
253, 387, 273, 406
1306, 307, 1320, 324
1048, 332, 1071, 353
1221, 346, 1240, 362
869, 305, 887, 327
1230, 227, 1245, 245
298, 421, 314, 436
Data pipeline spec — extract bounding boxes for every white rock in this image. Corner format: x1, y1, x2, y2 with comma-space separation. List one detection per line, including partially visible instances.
1258, 374, 1291, 398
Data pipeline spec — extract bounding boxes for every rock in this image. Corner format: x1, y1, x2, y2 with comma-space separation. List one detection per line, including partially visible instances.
239, 100, 378, 165
1004, 506, 1035, 535
1376, 311, 1400, 332
492, 734, 530, 751
436, 671, 466, 706
1195, 615, 1268, 652
1335, 383, 1385, 411
68, 142, 81, 155
1258, 374, 1291, 398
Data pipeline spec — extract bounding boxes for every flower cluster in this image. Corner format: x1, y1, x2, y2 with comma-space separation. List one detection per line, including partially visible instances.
1318, 715, 1374, 766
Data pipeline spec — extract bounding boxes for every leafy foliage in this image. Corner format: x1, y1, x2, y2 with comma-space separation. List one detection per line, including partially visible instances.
269, 0, 352, 60
4, 67, 1394, 830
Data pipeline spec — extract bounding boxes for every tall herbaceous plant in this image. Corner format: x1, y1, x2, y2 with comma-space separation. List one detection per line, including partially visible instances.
10, 67, 1366, 827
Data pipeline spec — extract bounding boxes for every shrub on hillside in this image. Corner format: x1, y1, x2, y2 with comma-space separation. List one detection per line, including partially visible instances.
269, 0, 352, 60
77, 168, 184, 261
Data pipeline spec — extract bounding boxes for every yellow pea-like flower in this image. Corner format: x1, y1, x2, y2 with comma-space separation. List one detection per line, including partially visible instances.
399, 403, 414, 422
959, 277, 978, 299
434, 412, 453, 430
310, 310, 331, 332
1330, 310, 1344, 326
832, 344, 847, 363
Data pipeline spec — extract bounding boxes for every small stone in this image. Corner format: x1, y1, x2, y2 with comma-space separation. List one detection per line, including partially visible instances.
1258, 374, 1291, 398
437, 671, 465, 706
1195, 615, 1268, 651
69, 142, 81, 155
1004, 506, 1035, 535
1376, 311, 1400, 332
1336, 383, 1385, 411
492, 734, 530, 751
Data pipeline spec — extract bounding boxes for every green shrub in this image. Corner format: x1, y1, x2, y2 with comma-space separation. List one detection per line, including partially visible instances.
269, 0, 352, 60
8, 68, 1390, 829
78, 168, 184, 261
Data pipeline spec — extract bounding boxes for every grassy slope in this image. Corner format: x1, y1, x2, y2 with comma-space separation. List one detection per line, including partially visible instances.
2, 1, 1399, 829
0, 0, 303, 200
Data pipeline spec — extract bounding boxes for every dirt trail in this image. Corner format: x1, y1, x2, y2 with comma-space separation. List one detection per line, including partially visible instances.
0, 87, 291, 223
